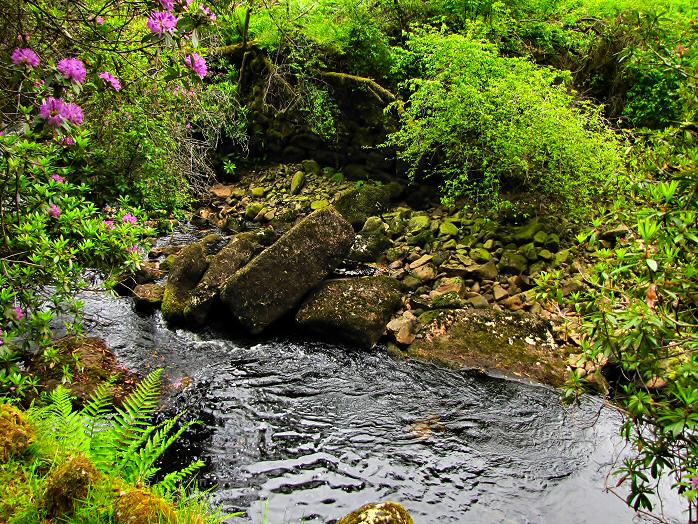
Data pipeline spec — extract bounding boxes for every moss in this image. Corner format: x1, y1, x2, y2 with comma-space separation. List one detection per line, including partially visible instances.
44, 454, 99, 518
337, 502, 415, 524
113, 486, 202, 524
0, 404, 34, 463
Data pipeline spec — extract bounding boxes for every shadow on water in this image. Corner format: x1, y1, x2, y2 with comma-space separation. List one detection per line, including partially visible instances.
80, 291, 681, 524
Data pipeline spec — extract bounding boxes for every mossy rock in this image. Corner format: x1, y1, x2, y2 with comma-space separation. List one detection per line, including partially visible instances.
290, 170, 305, 195
113, 486, 188, 524
44, 454, 99, 518
408, 308, 568, 386
221, 207, 355, 334
498, 251, 529, 274
337, 502, 415, 524
245, 203, 264, 220
349, 231, 392, 262
512, 219, 545, 243
184, 232, 264, 325
439, 221, 459, 238
161, 235, 221, 324
296, 276, 403, 349
469, 247, 492, 263
301, 159, 321, 176
0, 404, 34, 462
334, 184, 391, 230
407, 214, 431, 233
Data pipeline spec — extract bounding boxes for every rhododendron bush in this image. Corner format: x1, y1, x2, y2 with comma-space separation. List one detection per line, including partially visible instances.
0, 0, 242, 400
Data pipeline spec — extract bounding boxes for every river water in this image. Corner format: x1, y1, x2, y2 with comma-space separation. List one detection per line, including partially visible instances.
78, 286, 675, 524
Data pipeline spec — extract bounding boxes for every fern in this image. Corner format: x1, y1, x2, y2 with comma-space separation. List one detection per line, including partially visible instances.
27, 369, 204, 498
156, 460, 206, 496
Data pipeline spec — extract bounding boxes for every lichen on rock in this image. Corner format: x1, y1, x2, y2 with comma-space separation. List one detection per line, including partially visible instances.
337, 501, 415, 524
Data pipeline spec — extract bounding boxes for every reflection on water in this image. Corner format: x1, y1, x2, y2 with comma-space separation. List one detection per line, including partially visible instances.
82, 292, 680, 523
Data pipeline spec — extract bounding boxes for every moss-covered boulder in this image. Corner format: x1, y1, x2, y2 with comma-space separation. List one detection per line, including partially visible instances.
498, 251, 529, 274
113, 486, 185, 524
334, 184, 391, 230
296, 276, 402, 348
44, 454, 99, 518
221, 207, 354, 334
349, 217, 391, 262
133, 283, 165, 311
407, 308, 569, 386
184, 232, 264, 325
0, 404, 34, 462
161, 235, 222, 324
337, 502, 415, 524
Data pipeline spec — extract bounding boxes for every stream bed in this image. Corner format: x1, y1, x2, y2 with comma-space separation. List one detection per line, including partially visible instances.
78, 288, 672, 524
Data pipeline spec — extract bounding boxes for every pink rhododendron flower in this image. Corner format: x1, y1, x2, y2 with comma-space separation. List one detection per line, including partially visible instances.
39, 97, 67, 126
33, 79, 44, 88
692, 477, 698, 489
201, 4, 216, 21
57, 57, 87, 84
99, 71, 122, 91
147, 11, 179, 35
122, 213, 137, 224
96, 16, 105, 25
60, 135, 76, 146
160, 0, 175, 11
126, 245, 139, 254
49, 203, 61, 218
103, 220, 115, 229
11, 47, 40, 68
64, 102, 84, 124
51, 173, 65, 183
14, 306, 25, 320
184, 53, 207, 79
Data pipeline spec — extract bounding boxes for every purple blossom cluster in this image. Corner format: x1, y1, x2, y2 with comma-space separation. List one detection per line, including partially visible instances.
147, 11, 179, 35
185, 53, 207, 79
11, 47, 40, 68
57, 57, 87, 84
99, 71, 122, 91
39, 97, 84, 127
49, 203, 61, 218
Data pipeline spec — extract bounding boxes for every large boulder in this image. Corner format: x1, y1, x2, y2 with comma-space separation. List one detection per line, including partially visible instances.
296, 276, 402, 349
337, 502, 415, 524
183, 232, 265, 325
220, 207, 354, 334
161, 234, 223, 323
334, 184, 391, 230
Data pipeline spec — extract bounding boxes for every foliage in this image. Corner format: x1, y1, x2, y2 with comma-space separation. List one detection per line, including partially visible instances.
537, 126, 698, 519
384, 28, 623, 215
0, 370, 224, 522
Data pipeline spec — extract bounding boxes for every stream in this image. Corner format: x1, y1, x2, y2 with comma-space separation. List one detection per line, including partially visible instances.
79, 284, 667, 524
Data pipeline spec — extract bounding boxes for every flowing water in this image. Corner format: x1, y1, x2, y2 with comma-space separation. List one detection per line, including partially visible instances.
80, 288, 670, 524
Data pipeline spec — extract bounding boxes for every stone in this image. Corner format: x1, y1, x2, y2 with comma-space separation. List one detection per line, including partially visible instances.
600, 224, 631, 242
406, 229, 434, 247
409, 254, 434, 269
334, 184, 391, 230
533, 230, 548, 245
545, 233, 561, 250
0, 404, 34, 462
301, 159, 321, 176
469, 247, 492, 263
465, 260, 499, 281
161, 235, 221, 323
439, 221, 459, 238
553, 249, 570, 268
250, 186, 267, 198
512, 219, 544, 243
466, 293, 490, 309
210, 183, 234, 199
518, 242, 538, 262
133, 283, 165, 310
493, 284, 509, 301
310, 199, 330, 210
411, 264, 437, 282
290, 170, 305, 195
221, 207, 354, 334
539, 249, 554, 261
245, 203, 264, 220
296, 276, 402, 349
337, 502, 415, 524
498, 251, 529, 274
349, 231, 391, 262
408, 214, 431, 233
184, 233, 263, 325
502, 293, 526, 311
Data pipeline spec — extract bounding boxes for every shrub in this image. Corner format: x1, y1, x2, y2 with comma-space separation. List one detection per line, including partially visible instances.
385, 28, 623, 216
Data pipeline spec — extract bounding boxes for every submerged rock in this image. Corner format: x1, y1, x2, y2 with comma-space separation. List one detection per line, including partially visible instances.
337, 502, 415, 524
0, 404, 34, 462
221, 207, 354, 334
296, 276, 402, 348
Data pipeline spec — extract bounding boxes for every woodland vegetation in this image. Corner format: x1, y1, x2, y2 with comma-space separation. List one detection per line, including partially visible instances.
0, 0, 696, 521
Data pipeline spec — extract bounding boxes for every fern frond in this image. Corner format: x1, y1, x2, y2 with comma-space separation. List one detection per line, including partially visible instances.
154, 459, 206, 497
27, 386, 90, 451
136, 416, 200, 485
81, 380, 114, 440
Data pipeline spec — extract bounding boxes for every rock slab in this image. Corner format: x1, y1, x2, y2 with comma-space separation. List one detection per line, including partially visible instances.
220, 206, 354, 334
296, 276, 403, 349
